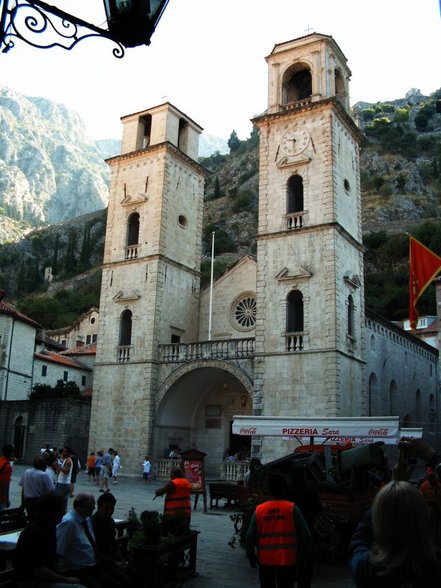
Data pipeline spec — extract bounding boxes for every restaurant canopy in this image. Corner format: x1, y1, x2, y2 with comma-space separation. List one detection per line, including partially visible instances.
232, 416, 422, 445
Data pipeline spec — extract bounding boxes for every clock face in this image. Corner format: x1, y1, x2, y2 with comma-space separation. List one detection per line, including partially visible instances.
281, 128, 310, 155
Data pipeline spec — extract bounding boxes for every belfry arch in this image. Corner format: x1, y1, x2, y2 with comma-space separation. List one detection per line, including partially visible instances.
154, 362, 254, 475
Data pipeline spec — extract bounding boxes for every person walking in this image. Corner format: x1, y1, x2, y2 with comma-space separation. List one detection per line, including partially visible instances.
111, 451, 121, 485
99, 449, 113, 493
245, 473, 312, 588
142, 456, 151, 484
87, 453, 96, 484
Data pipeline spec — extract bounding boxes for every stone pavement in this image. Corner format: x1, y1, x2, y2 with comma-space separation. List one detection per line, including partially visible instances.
8, 464, 354, 587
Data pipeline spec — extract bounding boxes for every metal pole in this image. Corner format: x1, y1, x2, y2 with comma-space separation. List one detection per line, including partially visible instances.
208, 231, 215, 341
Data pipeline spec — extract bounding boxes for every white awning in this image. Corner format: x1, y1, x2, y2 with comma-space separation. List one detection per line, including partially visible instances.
232, 416, 418, 442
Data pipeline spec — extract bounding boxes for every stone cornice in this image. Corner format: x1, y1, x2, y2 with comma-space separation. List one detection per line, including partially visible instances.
105, 142, 210, 177
252, 97, 365, 145
257, 221, 365, 253
102, 253, 201, 278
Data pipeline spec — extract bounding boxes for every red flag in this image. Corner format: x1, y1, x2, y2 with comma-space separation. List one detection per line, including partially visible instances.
409, 236, 441, 330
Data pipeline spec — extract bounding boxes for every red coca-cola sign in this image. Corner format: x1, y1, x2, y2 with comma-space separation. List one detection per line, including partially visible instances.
368, 428, 389, 436
240, 427, 256, 435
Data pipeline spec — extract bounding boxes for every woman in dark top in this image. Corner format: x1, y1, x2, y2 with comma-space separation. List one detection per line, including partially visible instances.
350, 480, 441, 587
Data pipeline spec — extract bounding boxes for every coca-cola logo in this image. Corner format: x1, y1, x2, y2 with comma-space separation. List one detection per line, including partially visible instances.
368, 428, 388, 436
240, 427, 256, 435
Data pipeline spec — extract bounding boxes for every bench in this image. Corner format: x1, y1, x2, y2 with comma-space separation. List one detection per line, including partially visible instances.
208, 483, 242, 509
0, 509, 28, 534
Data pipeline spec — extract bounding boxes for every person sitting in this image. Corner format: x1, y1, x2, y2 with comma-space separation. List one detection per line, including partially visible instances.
92, 492, 140, 587
56, 493, 102, 588
57, 493, 123, 588
19, 455, 54, 517
15, 493, 85, 588
350, 480, 441, 587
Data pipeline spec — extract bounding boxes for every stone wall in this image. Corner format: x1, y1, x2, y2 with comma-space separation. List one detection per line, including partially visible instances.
0, 397, 91, 465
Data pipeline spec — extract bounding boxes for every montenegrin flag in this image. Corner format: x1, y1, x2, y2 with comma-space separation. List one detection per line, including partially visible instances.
409, 236, 441, 330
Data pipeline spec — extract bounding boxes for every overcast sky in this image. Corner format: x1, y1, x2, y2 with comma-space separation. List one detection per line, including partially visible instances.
1, 0, 440, 141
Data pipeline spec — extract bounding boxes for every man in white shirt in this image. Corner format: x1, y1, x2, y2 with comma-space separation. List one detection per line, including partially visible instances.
19, 454, 54, 516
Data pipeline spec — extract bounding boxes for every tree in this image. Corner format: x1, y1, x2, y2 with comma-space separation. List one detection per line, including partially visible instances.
227, 130, 241, 153
213, 177, 222, 199
64, 229, 77, 274
52, 234, 59, 276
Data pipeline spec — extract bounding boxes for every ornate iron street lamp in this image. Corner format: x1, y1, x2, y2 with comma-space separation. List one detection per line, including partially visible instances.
0, 0, 169, 57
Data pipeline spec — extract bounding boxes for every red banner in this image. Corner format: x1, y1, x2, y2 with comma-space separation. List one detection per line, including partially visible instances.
409, 236, 441, 329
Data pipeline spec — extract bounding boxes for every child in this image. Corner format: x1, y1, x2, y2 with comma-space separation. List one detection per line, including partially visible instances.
87, 451, 96, 483
142, 456, 151, 484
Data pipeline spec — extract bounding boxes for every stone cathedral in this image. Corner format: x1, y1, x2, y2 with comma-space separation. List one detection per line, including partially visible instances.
89, 33, 438, 475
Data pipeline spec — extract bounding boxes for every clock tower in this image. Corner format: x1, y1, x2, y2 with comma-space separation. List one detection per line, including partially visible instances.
252, 34, 365, 460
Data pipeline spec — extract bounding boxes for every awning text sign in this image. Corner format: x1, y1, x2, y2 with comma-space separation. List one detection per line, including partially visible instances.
232, 416, 401, 439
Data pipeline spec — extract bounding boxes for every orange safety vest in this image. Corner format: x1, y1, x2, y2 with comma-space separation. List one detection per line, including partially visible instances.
255, 499, 297, 566
164, 478, 192, 517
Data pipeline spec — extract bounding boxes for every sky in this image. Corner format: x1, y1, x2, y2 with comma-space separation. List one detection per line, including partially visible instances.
1, 0, 440, 142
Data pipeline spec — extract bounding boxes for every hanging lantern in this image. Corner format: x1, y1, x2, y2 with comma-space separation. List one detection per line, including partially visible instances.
103, 0, 169, 48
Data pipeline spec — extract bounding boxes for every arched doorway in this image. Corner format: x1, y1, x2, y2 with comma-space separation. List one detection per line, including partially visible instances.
14, 416, 26, 459
155, 365, 253, 476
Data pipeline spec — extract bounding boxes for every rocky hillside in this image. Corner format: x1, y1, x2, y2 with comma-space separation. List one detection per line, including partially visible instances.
0, 86, 109, 241
1, 87, 441, 324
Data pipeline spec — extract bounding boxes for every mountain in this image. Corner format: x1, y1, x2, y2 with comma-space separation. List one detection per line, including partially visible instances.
0, 87, 109, 242
1, 87, 441, 324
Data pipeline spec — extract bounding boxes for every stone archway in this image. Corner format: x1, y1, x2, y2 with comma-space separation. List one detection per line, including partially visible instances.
154, 362, 253, 475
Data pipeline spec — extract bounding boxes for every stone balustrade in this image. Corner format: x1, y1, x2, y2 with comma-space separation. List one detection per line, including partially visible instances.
159, 338, 255, 363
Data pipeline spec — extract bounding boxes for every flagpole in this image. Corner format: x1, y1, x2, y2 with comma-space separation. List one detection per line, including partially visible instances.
208, 231, 215, 341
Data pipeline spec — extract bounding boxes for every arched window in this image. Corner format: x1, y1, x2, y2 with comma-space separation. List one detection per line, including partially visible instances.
334, 69, 346, 101
286, 290, 304, 333
415, 389, 422, 426
127, 213, 140, 246
119, 310, 133, 346
287, 175, 304, 213
178, 118, 189, 153
14, 416, 26, 459
390, 380, 398, 416
368, 373, 378, 416
347, 295, 355, 338
282, 66, 312, 104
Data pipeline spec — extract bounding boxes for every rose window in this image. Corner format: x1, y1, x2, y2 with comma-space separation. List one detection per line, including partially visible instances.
231, 295, 257, 331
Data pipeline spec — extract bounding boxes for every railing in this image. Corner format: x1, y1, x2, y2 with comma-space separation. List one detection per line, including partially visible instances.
154, 458, 249, 482
286, 211, 305, 230
125, 244, 139, 260
154, 458, 181, 479
117, 345, 132, 362
220, 461, 250, 481
159, 338, 255, 363
286, 332, 304, 352
280, 97, 312, 111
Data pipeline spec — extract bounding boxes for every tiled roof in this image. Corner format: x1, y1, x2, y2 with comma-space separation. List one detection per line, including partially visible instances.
0, 300, 41, 328
34, 350, 92, 371
62, 344, 97, 356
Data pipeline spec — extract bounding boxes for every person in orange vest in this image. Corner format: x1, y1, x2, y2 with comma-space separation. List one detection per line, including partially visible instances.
246, 473, 312, 588
155, 467, 192, 523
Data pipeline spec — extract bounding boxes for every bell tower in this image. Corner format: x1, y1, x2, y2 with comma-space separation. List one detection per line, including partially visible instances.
89, 103, 208, 470
253, 34, 365, 460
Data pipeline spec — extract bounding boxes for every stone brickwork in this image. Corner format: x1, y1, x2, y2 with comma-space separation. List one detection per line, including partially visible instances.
0, 315, 35, 401
365, 312, 438, 436
0, 397, 91, 464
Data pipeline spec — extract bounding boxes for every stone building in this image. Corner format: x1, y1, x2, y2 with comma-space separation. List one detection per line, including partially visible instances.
90, 33, 439, 475
47, 307, 99, 349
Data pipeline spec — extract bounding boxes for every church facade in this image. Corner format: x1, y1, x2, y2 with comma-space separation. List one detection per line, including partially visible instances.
89, 33, 439, 475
